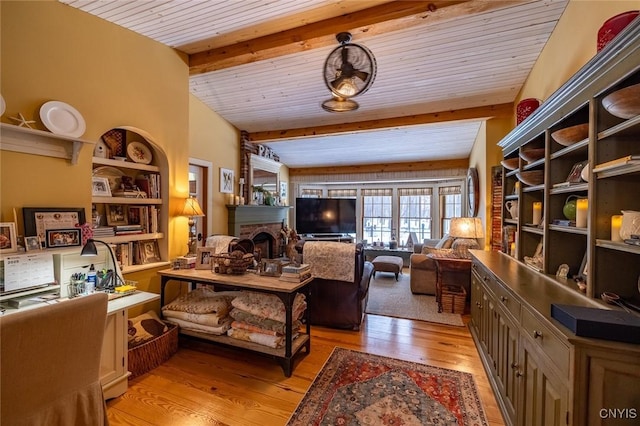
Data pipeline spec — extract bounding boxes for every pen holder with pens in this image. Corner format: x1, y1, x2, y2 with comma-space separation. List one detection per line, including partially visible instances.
68, 278, 86, 298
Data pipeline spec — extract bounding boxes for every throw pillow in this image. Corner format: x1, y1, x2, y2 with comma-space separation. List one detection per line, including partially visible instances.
128, 310, 168, 348
434, 233, 455, 249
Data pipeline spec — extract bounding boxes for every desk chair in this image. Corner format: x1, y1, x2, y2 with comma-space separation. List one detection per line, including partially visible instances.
1, 293, 109, 426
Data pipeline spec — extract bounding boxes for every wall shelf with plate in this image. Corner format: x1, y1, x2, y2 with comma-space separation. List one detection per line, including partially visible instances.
0, 123, 94, 164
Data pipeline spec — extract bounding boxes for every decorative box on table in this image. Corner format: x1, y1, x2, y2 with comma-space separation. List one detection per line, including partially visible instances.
441, 285, 466, 314
551, 303, 640, 344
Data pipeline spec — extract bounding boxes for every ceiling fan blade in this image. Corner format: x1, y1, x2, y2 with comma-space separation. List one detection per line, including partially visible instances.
353, 69, 369, 82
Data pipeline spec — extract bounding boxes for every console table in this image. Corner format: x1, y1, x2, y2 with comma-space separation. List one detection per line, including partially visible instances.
158, 268, 311, 376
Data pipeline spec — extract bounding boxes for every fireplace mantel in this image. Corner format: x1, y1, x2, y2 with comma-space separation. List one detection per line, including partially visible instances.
226, 205, 291, 237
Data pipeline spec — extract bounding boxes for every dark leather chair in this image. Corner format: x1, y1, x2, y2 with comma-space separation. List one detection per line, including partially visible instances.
297, 241, 373, 330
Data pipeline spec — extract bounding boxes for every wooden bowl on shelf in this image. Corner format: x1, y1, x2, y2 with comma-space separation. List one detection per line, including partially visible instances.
501, 158, 519, 170
516, 170, 544, 186
519, 148, 545, 163
602, 83, 640, 119
551, 123, 589, 146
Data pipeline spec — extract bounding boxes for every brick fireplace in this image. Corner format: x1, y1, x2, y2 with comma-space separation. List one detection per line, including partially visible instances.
227, 205, 292, 259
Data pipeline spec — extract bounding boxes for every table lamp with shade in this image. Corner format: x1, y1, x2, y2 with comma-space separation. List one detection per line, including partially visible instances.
181, 196, 205, 256
449, 217, 484, 258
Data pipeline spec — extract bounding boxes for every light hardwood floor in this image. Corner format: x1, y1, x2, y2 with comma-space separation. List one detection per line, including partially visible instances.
107, 313, 506, 425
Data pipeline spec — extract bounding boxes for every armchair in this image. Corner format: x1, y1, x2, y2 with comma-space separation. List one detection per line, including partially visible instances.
409, 235, 455, 295
1, 293, 109, 426
297, 240, 373, 330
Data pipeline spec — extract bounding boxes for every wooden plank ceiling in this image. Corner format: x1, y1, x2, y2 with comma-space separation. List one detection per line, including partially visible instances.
59, 0, 569, 169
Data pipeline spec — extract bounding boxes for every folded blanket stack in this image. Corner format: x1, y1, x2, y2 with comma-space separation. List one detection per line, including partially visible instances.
226, 291, 307, 349
162, 288, 239, 335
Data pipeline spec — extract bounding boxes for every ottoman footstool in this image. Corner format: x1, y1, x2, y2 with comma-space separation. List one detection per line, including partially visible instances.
372, 255, 404, 280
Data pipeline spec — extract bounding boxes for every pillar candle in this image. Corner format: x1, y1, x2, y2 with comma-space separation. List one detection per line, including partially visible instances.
611, 214, 623, 242
576, 198, 588, 228
532, 202, 542, 225
227, 193, 234, 205
235, 195, 240, 205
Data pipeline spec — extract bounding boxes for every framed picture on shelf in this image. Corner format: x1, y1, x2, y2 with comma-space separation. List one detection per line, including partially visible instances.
106, 204, 128, 226
220, 168, 234, 194
0, 222, 18, 254
138, 240, 161, 264
24, 236, 42, 252
92, 177, 112, 197
260, 259, 282, 276
45, 228, 81, 248
101, 128, 126, 159
566, 160, 588, 183
195, 247, 216, 270
23, 207, 86, 248
127, 206, 144, 226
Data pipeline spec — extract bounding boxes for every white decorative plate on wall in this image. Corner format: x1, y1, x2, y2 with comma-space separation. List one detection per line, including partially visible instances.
39, 100, 86, 138
127, 141, 152, 164
0, 94, 5, 117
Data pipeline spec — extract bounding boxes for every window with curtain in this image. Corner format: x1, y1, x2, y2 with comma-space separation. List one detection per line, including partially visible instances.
299, 188, 323, 198
398, 187, 432, 244
440, 185, 462, 235
362, 188, 392, 244
327, 189, 357, 198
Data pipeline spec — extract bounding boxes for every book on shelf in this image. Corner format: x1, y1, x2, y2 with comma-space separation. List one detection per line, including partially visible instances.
592, 155, 640, 173
111, 189, 147, 198
92, 226, 115, 237
279, 271, 312, 283
551, 219, 576, 226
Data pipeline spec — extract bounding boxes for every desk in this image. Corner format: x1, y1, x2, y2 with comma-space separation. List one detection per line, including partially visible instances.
427, 255, 471, 313
158, 269, 311, 377
1, 290, 159, 400
364, 247, 413, 266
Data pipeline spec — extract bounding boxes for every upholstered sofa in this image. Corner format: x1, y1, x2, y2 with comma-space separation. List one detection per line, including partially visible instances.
409, 234, 469, 296
296, 240, 373, 330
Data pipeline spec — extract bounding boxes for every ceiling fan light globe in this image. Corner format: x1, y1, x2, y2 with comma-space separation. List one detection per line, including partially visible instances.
333, 78, 358, 97
321, 97, 359, 113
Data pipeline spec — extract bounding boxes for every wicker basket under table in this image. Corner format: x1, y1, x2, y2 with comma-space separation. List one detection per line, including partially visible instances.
440, 285, 467, 314
128, 322, 179, 379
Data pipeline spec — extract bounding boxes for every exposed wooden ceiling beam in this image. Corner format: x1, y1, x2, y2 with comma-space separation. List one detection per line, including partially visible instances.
248, 103, 512, 142
189, 0, 523, 75
288, 158, 469, 176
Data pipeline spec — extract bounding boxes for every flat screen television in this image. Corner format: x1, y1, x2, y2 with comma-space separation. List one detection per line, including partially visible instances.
295, 198, 356, 235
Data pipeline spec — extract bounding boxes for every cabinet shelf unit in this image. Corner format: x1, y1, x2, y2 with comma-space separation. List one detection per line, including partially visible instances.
91, 130, 167, 274
497, 22, 640, 303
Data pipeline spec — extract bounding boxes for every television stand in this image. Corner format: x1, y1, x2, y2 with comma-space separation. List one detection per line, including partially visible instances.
302, 234, 354, 243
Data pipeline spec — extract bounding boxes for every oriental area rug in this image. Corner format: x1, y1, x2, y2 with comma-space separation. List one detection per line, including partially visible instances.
365, 272, 464, 327
287, 347, 488, 426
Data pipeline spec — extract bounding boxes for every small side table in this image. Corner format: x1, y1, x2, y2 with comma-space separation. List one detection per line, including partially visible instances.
427, 254, 472, 313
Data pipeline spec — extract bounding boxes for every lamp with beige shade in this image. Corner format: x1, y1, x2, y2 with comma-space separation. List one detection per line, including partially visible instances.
449, 217, 484, 258
181, 196, 205, 256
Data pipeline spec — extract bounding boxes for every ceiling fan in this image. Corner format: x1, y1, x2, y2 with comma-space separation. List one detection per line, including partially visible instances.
322, 32, 377, 112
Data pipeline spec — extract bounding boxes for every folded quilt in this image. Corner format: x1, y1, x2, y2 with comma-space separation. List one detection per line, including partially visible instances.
227, 327, 298, 349
231, 291, 306, 323
162, 309, 226, 327
166, 317, 232, 335
162, 288, 239, 315
229, 308, 301, 334
231, 320, 279, 336
304, 241, 355, 282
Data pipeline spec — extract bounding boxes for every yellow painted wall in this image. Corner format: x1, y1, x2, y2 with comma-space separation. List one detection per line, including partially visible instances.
518, 0, 639, 102
470, 115, 512, 250
188, 94, 241, 235
0, 0, 191, 309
